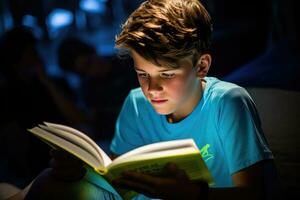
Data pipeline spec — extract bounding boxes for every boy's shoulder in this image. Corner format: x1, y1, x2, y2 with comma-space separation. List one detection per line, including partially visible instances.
124, 87, 153, 114
205, 77, 250, 101
127, 87, 149, 105
128, 87, 145, 100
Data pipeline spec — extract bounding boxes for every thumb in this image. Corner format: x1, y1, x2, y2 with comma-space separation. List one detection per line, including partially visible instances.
164, 162, 189, 180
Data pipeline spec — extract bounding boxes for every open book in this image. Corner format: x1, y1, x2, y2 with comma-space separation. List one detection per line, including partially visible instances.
28, 122, 214, 199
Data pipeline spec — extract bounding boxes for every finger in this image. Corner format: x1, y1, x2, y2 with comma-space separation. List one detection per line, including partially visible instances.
175, 169, 189, 180
164, 163, 189, 180
122, 171, 159, 186
163, 162, 178, 175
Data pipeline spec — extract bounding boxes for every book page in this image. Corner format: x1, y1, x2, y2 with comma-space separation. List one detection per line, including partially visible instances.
113, 139, 197, 163
29, 127, 103, 170
109, 146, 198, 168
44, 122, 112, 167
106, 149, 214, 186
40, 125, 104, 166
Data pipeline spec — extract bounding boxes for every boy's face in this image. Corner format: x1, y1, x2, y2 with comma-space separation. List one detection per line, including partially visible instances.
132, 50, 202, 121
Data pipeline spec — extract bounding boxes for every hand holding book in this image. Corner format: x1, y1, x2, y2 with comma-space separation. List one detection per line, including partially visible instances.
28, 122, 214, 199
112, 162, 209, 200
48, 149, 209, 200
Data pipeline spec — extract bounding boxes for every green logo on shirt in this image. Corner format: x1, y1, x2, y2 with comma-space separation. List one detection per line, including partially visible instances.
200, 144, 214, 162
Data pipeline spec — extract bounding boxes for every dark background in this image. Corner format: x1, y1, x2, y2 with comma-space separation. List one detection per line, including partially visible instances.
0, 0, 299, 198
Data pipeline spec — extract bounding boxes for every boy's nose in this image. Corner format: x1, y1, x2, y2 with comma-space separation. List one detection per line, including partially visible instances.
147, 78, 163, 92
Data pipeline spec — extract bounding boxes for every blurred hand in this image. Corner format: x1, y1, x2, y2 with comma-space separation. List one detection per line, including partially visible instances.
49, 149, 86, 182
112, 163, 209, 200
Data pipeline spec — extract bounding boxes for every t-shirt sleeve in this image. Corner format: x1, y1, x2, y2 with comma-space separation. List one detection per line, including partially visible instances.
109, 91, 145, 155
217, 87, 273, 175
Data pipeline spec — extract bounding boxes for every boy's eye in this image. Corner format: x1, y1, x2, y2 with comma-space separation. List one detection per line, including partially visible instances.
137, 73, 148, 78
161, 73, 175, 79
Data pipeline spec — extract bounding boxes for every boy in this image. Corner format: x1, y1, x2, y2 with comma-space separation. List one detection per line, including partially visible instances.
8, 0, 278, 199
109, 0, 277, 199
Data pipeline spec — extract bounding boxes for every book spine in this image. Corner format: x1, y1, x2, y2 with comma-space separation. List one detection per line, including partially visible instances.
95, 167, 108, 175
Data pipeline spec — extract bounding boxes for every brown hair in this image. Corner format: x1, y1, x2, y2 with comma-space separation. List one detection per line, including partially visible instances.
115, 0, 212, 68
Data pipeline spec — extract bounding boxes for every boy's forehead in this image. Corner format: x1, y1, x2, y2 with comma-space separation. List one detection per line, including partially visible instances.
131, 50, 194, 70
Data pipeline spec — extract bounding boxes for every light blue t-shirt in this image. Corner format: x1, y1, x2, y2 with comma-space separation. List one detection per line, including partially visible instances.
110, 77, 273, 189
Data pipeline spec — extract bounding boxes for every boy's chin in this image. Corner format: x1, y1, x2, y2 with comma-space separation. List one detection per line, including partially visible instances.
153, 107, 173, 115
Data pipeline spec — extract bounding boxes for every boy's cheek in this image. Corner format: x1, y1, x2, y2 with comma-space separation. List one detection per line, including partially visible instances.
138, 78, 147, 87
166, 78, 189, 98
138, 80, 149, 95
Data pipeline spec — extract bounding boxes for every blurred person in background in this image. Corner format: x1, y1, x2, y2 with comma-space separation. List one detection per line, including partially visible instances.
0, 26, 87, 189
57, 37, 138, 142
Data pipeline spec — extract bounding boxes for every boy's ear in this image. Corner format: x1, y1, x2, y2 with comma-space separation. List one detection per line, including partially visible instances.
196, 54, 211, 78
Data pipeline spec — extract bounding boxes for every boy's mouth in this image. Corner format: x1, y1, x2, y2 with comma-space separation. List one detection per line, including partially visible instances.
151, 99, 168, 104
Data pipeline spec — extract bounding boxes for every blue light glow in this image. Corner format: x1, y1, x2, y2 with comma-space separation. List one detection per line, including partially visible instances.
46, 9, 74, 29
22, 14, 43, 39
22, 15, 38, 28
79, 0, 107, 14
